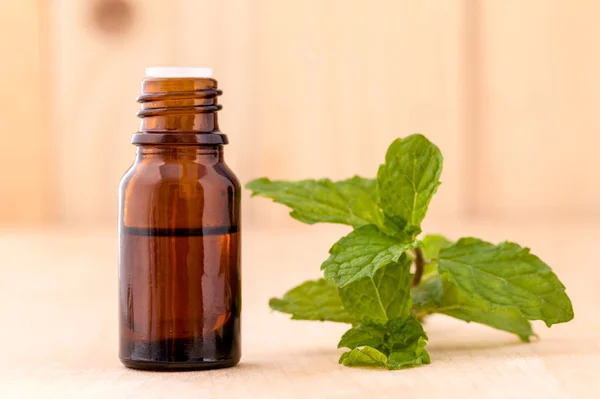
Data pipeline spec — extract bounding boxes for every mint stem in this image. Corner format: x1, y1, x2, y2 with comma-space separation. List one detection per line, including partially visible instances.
412, 248, 424, 287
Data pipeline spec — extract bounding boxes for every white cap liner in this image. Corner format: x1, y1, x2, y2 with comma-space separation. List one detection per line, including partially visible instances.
145, 67, 213, 78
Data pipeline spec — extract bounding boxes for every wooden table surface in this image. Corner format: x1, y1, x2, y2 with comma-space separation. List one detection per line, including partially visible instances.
0, 222, 598, 398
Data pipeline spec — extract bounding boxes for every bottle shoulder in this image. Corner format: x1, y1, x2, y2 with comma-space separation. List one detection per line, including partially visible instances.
120, 158, 240, 191
213, 162, 241, 189
119, 157, 240, 228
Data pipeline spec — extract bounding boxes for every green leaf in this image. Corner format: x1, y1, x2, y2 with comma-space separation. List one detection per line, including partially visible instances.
338, 324, 386, 349
246, 176, 385, 228
446, 306, 536, 342
338, 255, 413, 324
377, 134, 443, 231
386, 317, 428, 350
339, 346, 388, 368
421, 261, 438, 281
322, 225, 419, 287
339, 315, 430, 370
387, 337, 430, 369
419, 234, 451, 280
269, 279, 354, 323
383, 317, 430, 369
421, 234, 451, 260
438, 238, 574, 327
413, 276, 536, 342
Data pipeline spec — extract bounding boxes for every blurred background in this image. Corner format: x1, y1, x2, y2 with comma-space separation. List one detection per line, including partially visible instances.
0, 3, 597, 393
1, 0, 598, 231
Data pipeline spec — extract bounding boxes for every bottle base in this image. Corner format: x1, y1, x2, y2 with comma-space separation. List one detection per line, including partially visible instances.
120, 357, 239, 371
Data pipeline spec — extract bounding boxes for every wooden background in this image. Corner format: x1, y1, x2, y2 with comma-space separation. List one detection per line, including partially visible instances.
1, 0, 597, 229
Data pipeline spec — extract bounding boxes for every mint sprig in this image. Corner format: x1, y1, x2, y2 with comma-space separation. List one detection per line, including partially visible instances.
246, 133, 574, 370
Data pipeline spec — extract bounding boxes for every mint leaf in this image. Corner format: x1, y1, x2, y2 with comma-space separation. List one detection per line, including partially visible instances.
413, 276, 535, 341
269, 279, 353, 323
338, 324, 386, 349
438, 238, 574, 326
377, 134, 443, 231
421, 234, 451, 260
337, 256, 413, 324
339, 346, 388, 368
322, 225, 418, 287
419, 234, 451, 279
386, 317, 428, 350
446, 306, 535, 342
339, 316, 430, 370
387, 337, 430, 369
246, 176, 385, 228
386, 317, 430, 369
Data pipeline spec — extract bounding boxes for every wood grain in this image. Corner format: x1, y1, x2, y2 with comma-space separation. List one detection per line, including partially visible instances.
474, 0, 600, 222
3, 0, 600, 228
47, 0, 466, 228
0, 224, 596, 398
50, 0, 179, 224
0, 0, 45, 224
247, 0, 467, 228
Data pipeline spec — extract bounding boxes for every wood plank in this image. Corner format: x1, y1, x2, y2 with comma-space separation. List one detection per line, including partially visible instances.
475, 0, 600, 222
0, 224, 595, 397
174, 0, 258, 226
249, 0, 467, 229
50, 0, 466, 228
0, 1, 45, 224
50, 0, 178, 224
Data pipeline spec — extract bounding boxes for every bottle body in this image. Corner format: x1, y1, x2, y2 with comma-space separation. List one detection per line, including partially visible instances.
119, 73, 240, 370
119, 145, 241, 370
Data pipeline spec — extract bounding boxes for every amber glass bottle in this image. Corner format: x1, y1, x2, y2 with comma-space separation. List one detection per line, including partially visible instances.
118, 68, 241, 370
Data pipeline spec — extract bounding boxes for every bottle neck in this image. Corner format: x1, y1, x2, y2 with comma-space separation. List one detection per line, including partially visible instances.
136, 145, 224, 163
132, 77, 228, 146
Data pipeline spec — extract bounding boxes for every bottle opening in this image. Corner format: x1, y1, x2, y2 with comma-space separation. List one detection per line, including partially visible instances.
132, 68, 227, 145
